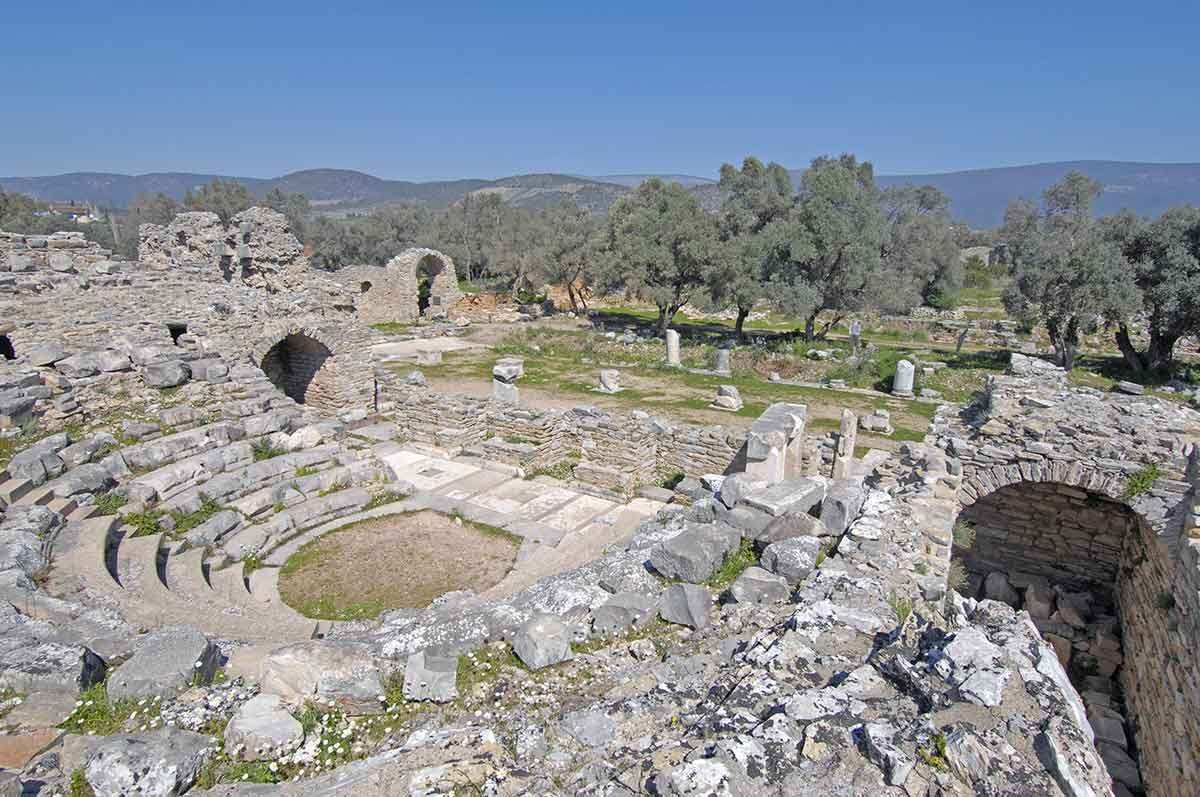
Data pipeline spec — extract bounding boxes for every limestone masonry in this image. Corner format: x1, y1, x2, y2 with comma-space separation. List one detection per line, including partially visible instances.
0, 213, 1196, 796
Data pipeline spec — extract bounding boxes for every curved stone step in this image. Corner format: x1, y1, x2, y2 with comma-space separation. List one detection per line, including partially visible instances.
164, 547, 212, 597
158, 445, 342, 514
207, 561, 253, 605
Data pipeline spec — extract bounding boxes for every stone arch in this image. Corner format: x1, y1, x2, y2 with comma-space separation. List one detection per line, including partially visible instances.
951, 471, 1197, 794
0, 335, 13, 360
384, 248, 463, 321
259, 331, 333, 407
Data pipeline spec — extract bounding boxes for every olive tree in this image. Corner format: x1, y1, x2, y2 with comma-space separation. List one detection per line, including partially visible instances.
183, 179, 254, 224
603, 178, 720, 336
711, 156, 794, 339
1001, 172, 1138, 371
763, 154, 885, 341
874, 185, 962, 312
1106, 206, 1200, 373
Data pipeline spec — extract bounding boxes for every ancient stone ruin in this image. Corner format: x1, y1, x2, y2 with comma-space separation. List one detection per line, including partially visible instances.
336, 247, 463, 324
0, 218, 1197, 796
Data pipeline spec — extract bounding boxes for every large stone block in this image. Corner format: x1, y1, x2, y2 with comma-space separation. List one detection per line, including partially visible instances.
107, 626, 220, 702
648, 522, 741, 583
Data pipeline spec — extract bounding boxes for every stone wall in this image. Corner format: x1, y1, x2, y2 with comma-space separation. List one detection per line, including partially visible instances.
138, 207, 311, 292
960, 482, 1137, 588
1117, 510, 1200, 793
375, 377, 846, 492
332, 248, 464, 325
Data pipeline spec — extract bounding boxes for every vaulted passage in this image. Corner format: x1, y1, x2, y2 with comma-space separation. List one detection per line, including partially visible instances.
0, 335, 13, 360
953, 480, 1198, 794
260, 333, 332, 406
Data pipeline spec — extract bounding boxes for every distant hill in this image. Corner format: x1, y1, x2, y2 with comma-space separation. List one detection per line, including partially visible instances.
853, 161, 1200, 227
0, 169, 628, 214
583, 174, 716, 188
5, 161, 1199, 226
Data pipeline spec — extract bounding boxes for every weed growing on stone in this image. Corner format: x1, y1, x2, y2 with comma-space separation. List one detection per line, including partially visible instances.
887, 590, 914, 627
295, 465, 319, 477
947, 561, 969, 593
370, 322, 412, 335
170, 496, 226, 536
917, 732, 950, 772
457, 643, 529, 698
952, 521, 976, 550
125, 509, 166, 538
251, 439, 287, 462
705, 539, 757, 589
59, 683, 162, 735
69, 768, 95, 797
815, 542, 833, 568
364, 491, 406, 510
318, 480, 351, 497
1123, 464, 1161, 499
92, 491, 128, 516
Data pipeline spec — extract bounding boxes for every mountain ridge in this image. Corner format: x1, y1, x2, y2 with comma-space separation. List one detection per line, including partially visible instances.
5, 161, 1199, 227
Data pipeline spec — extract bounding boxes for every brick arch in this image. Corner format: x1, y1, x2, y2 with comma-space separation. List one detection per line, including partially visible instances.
959, 459, 1130, 508
252, 324, 344, 410
385, 247, 463, 320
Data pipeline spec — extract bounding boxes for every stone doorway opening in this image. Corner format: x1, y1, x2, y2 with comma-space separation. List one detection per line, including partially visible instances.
953, 481, 1147, 793
166, 322, 188, 346
260, 333, 332, 405
0, 335, 14, 360
416, 254, 444, 316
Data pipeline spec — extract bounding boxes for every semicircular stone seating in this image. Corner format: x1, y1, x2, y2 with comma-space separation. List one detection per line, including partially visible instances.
0, 362, 671, 651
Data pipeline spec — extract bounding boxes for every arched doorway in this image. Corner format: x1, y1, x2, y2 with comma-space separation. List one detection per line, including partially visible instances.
260, 333, 332, 406
953, 480, 1149, 793
416, 254, 443, 315
0, 335, 13, 360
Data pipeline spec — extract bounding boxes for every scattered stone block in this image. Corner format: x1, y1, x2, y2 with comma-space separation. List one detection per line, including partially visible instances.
107, 626, 220, 702
403, 649, 458, 703
648, 522, 741, 582
143, 360, 191, 388
711, 384, 742, 411
591, 592, 656, 635
223, 694, 303, 761
891, 359, 915, 397
85, 729, 215, 797
512, 614, 573, 670
819, 479, 866, 535
259, 640, 387, 714
659, 583, 712, 629
742, 478, 826, 517
595, 369, 621, 393
761, 536, 823, 584
726, 566, 790, 604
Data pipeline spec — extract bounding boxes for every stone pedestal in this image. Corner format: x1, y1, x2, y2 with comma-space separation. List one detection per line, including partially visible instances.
892, 359, 915, 398
665, 330, 681, 366
492, 357, 523, 404
415, 348, 442, 366
596, 369, 621, 393
832, 408, 858, 479
745, 403, 807, 484
714, 348, 732, 375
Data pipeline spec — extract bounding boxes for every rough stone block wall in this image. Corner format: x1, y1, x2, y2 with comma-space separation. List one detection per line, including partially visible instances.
570, 411, 657, 493
1116, 517, 1200, 794
485, 406, 568, 471
336, 265, 408, 325
660, 424, 746, 479
960, 482, 1134, 588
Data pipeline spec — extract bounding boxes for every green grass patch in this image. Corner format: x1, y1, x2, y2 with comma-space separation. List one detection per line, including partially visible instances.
371, 322, 413, 335
364, 490, 407, 510
169, 496, 226, 536
294, 465, 319, 477
124, 509, 165, 538
92, 491, 128, 516
705, 539, 758, 589
1123, 464, 1162, 500
69, 768, 95, 797
251, 439, 287, 462
59, 683, 161, 735
457, 642, 529, 697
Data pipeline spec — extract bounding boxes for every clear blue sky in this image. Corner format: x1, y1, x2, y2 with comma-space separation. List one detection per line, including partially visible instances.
3, 1, 1196, 180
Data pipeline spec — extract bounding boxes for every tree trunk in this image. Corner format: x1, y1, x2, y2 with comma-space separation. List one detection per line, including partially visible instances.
1147, 330, 1179, 373
1115, 323, 1145, 374
804, 312, 818, 343
734, 306, 750, 341
657, 304, 671, 337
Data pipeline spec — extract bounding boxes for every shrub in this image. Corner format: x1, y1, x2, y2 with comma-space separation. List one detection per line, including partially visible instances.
886, 589, 914, 627
705, 539, 757, 589
952, 521, 976, 550
947, 561, 969, 593
251, 439, 286, 462
1123, 464, 1161, 499
125, 509, 165, 538
92, 491, 128, 516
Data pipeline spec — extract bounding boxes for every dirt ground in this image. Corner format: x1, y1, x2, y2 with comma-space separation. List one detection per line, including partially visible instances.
278, 510, 519, 620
